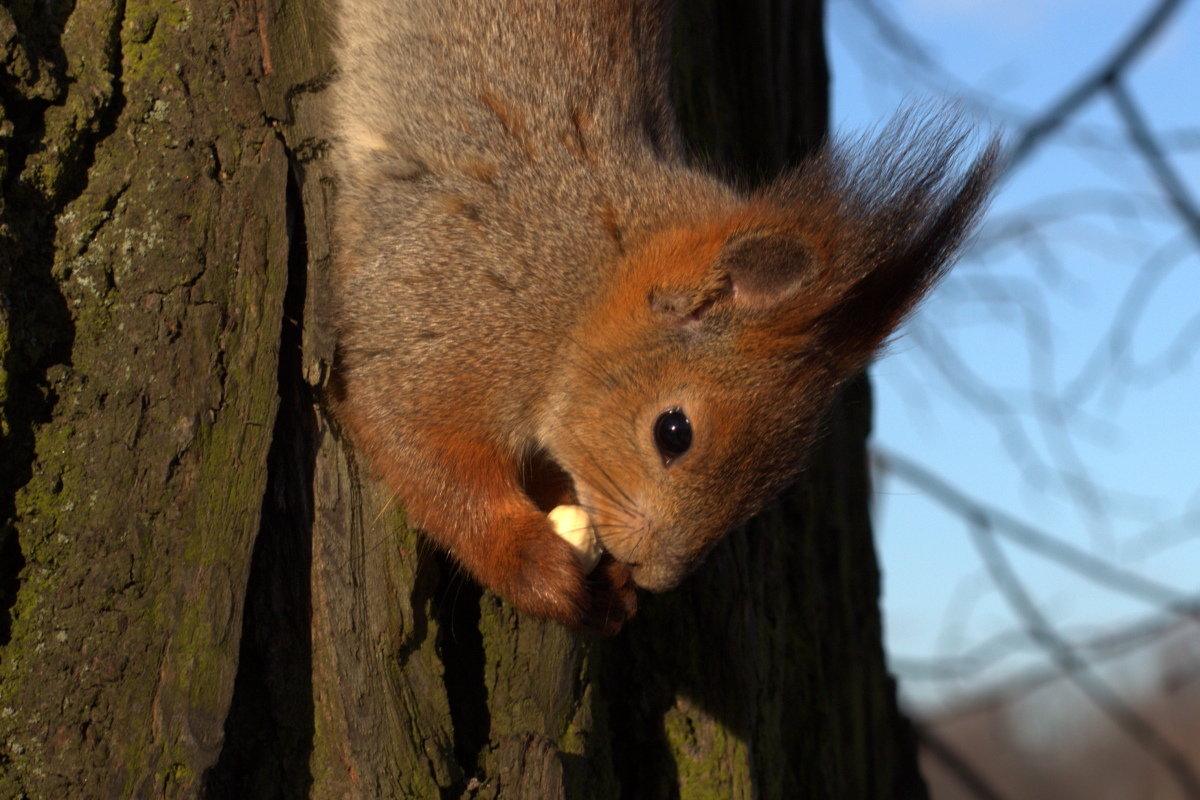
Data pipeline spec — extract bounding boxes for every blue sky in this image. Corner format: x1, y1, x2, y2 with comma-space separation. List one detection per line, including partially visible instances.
826, 0, 1200, 707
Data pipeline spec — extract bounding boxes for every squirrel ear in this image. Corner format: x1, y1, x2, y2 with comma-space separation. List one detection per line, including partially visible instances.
648, 279, 730, 322
718, 231, 816, 306
646, 230, 814, 322
647, 231, 813, 322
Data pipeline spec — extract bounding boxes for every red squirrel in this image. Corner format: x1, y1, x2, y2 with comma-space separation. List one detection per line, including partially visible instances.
329, 0, 997, 634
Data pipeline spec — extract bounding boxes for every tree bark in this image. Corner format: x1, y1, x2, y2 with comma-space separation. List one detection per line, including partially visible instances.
0, 1, 927, 799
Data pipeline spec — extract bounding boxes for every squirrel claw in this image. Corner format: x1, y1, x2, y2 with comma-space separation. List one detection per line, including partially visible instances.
580, 556, 637, 636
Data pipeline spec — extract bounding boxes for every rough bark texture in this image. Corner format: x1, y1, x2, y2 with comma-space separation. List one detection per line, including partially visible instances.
1, 1, 295, 796
0, 1, 927, 798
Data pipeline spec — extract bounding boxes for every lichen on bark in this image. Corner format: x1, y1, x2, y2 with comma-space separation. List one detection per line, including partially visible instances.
1, 2, 292, 796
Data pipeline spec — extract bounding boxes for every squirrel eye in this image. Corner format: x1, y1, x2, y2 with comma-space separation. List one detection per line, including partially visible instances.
653, 408, 692, 465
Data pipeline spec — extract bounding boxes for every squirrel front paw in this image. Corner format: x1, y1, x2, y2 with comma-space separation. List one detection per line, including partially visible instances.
484, 512, 636, 635
583, 556, 637, 635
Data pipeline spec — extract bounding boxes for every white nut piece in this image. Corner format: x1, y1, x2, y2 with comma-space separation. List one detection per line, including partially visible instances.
547, 504, 604, 573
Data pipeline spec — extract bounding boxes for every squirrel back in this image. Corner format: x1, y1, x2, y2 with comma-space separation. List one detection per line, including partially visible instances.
334, 0, 740, 433
330, 0, 997, 632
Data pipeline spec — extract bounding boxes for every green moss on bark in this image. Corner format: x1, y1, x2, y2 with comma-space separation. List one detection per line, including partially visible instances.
0, 2, 293, 796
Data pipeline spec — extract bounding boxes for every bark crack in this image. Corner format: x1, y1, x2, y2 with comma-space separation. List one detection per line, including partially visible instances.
201, 144, 316, 797
435, 564, 491, 798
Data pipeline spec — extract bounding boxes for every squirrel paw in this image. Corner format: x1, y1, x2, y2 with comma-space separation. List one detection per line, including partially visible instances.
493, 516, 637, 635
582, 556, 638, 636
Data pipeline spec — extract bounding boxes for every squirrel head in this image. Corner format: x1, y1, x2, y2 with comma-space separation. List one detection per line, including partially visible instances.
539, 117, 999, 591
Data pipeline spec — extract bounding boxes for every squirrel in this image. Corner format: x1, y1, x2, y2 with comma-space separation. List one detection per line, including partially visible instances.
329, 0, 997, 635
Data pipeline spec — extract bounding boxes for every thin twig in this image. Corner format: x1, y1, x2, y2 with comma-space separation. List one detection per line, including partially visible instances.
1005, 0, 1187, 171
873, 448, 1200, 620
916, 722, 1013, 800
1108, 79, 1200, 251
1062, 234, 1195, 407
967, 519, 1200, 798
894, 612, 1184, 683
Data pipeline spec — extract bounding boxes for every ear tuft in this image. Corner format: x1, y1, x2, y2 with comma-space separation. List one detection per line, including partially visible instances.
816, 129, 998, 368
755, 109, 1000, 368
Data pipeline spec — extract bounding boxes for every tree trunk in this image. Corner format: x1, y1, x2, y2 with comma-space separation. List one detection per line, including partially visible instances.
0, 2, 926, 798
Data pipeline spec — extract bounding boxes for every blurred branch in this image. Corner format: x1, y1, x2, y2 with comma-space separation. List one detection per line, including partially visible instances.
979, 189, 1170, 246
895, 611, 1185, 683
1108, 79, 1200, 250
850, 0, 1200, 793
1121, 504, 1200, 561
1123, 310, 1200, 388
1005, 0, 1187, 172
907, 323, 1015, 417
873, 448, 1200, 619
841, 0, 1030, 127
905, 313, 1162, 519
845, 0, 935, 70
967, 517, 1200, 798
1030, 391, 1117, 550
1063, 235, 1195, 407
915, 722, 1013, 800
848, 0, 1191, 169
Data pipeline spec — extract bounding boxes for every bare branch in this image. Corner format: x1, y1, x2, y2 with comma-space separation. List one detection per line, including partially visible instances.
916, 721, 1013, 800
1063, 235, 1195, 407
967, 518, 1200, 798
895, 612, 1185, 684
1005, 0, 1188, 172
1121, 504, 1200, 561
1108, 79, 1200, 251
873, 448, 1200, 619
